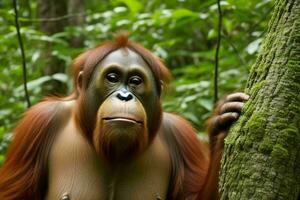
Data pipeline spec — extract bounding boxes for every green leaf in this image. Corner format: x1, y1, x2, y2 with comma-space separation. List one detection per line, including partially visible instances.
208, 29, 217, 39
15, 73, 68, 93
118, 0, 142, 13
223, 18, 233, 33
199, 99, 213, 111
172, 9, 198, 19
209, 1, 230, 11
52, 73, 68, 83
183, 112, 200, 124
21, 76, 52, 91
246, 38, 262, 55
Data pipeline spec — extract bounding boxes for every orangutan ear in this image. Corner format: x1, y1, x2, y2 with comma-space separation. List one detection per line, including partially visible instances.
77, 71, 84, 94
160, 80, 165, 97
160, 80, 164, 92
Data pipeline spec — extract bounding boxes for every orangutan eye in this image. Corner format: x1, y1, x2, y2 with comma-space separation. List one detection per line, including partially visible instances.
106, 73, 119, 83
129, 76, 142, 86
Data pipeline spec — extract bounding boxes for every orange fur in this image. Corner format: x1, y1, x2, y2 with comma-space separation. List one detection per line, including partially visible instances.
0, 99, 69, 199
0, 33, 225, 200
161, 113, 210, 199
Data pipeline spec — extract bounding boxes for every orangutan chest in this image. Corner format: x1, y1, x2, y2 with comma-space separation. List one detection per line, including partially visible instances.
45, 125, 171, 200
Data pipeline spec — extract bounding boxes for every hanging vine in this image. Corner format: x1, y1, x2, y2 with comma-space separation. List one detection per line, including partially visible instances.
13, 0, 31, 108
214, 0, 222, 103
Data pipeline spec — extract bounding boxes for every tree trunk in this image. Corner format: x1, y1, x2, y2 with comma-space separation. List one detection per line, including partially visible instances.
219, 0, 300, 199
68, 0, 85, 47
38, 0, 68, 35
37, 0, 68, 95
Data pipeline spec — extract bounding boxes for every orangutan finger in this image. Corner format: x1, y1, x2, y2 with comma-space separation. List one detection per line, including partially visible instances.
226, 92, 249, 102
217, 112, 240, 126
220, 102, 244, 114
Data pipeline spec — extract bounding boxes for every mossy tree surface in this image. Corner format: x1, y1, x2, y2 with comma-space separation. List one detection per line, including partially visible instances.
219, 0, 300, 199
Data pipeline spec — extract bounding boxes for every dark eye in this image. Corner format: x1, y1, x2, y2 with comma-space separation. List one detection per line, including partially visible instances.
106, 73, 119, 83
129, 76, 142, 86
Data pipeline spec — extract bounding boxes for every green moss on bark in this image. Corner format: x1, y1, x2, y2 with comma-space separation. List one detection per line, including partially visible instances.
219, 0, 300, 199
271, 144, 289, 164
258, 137, 273, 154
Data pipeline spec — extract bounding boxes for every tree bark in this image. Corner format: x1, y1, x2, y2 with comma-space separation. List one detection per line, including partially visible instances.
68, 0, 85, 47
38, 0, 68, 35
37, 0, 68, 95
219, 0, 300, 199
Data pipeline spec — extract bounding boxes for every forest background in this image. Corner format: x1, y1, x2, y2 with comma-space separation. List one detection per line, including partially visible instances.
0, 0, 273, 165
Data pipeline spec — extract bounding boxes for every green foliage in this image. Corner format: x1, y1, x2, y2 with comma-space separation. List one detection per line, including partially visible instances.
0, 0, 273, 161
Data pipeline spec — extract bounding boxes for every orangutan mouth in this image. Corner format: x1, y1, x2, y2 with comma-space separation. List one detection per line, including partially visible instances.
103, 117, 143, 124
